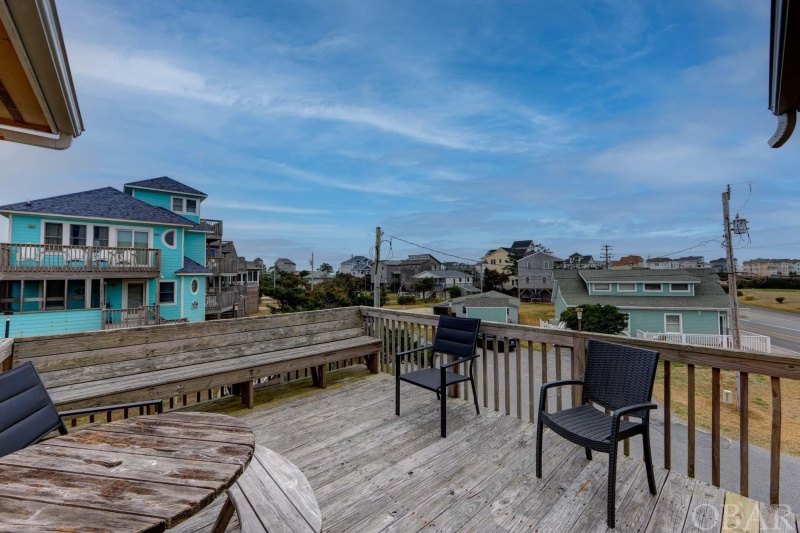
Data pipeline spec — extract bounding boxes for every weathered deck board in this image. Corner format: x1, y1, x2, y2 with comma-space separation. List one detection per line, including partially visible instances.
173, 372, 792, 533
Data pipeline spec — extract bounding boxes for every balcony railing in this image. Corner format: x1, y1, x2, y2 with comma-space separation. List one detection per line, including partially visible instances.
200, 219, 223, 238
206, 256, 247, 275
636, 330, 772, 354
0, 243, 160, 276
360, 306, 797, 507
101, 305, 188, 330
205, 285, 247, 312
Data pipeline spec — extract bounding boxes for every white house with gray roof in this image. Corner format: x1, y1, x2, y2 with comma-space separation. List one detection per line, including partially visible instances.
450, 290, 520, 324
413, 270, 476, 298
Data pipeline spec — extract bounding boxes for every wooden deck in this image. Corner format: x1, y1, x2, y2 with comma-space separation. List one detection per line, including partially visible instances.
172, 371, 798, 532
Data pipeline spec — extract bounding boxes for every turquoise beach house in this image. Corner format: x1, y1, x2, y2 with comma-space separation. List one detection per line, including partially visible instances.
552, 268, 732, 339
0, 177, 213, 337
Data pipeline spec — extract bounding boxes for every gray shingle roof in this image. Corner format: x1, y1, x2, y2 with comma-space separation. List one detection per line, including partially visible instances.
451, 290, 520, 307
124, 177, 207, 197
176, 257, 212, 275
0, 187, 210, 230
417, 270, 473, 278
553, 269, 729, 309
578, 270, 701, 283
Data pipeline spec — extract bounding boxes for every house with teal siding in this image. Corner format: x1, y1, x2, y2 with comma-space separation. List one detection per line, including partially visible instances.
0, 177, 214, 337
552, 269, 731, 337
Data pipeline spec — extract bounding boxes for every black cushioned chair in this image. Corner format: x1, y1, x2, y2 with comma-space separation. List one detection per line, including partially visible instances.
395, 315, 481, 438
535, 340, 660, 528
0, 361, 164, 458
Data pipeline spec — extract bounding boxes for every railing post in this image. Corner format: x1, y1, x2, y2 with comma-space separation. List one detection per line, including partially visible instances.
571, 336, 585, 408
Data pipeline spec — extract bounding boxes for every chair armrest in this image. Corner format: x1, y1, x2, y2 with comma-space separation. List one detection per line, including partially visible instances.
59, 399, 164, 418
611, 402, 657, 421
440, 353, 480, 369
538, 379, 583, 413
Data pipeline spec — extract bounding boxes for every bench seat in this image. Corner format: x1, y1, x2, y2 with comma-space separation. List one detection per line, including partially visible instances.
48, 335, 381, 411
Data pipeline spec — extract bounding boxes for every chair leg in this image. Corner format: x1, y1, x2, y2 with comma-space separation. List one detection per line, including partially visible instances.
440, 386, 447, 438
535, 416, 544, 478
395, 375, 400, 416
643, 429, 657, 494
585, 447, 592, 460
470, 378, 480, 415
607, 440, 619, 529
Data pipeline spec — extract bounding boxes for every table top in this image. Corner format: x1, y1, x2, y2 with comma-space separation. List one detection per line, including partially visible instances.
0, 411, 255, 532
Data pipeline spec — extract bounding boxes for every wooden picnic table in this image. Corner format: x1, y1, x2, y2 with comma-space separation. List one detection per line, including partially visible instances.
0, 411, 255, 532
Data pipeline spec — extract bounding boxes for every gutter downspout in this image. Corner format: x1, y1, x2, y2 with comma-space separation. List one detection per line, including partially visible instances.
0, 128, 72, 149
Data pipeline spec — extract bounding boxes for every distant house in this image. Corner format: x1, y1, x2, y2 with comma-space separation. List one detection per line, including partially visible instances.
413, 270, 477, 298
339, 255, 373, 278
450, 290, 520, 324
611, 255, 644, 269
383, 254, 442, 292
275, 258, 296, 273
517, 251, 563, 302
552, 269, 731, 337
743, 258, 800, 277
675, 256, 707, 269
645, 257, 678, 269
709, 258, 729, 274
510, 240, 536, 256
556, 253, 597, 270
253, 257, 267, 274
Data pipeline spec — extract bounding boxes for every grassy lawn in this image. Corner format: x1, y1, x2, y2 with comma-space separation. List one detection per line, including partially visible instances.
738, 288, 800, 314
518, 302, 556, 326
652, 363, 800, 456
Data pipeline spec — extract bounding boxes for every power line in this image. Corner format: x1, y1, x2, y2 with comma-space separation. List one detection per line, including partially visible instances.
385, 234, 481, 263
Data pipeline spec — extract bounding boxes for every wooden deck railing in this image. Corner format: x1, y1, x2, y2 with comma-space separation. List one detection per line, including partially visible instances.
359, 306, 799, 506
200, 219, 223, 237
205, 285, 247, 312
206, 256, 247, 275
101, 305, 189, 330
0, 243, 160, 275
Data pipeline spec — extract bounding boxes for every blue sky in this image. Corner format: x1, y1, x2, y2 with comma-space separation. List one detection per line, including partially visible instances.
2, 0, 799, 269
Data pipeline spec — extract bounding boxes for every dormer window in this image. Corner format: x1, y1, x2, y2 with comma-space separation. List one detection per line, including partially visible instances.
172, 197, 198, 214
593, 283, 610, 291
644, 283, 662, 292
671, 283, 690, 291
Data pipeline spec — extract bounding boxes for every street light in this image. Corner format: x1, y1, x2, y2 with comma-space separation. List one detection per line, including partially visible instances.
576, 307, 583, 332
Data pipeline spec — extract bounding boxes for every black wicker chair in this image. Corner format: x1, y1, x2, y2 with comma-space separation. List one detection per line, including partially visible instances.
0, 361, 164, 458
535, 340, 660, 528
395, 315, 481, 438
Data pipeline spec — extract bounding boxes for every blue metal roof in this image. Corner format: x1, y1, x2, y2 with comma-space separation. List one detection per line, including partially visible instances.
176, 257, 212, 275
123, 177, 207, 198
0, 187, 210, 231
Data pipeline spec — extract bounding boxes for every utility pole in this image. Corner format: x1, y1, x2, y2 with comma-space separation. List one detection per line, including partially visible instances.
601, 244, 614, 270
373, 227, 382, 307
309, 252, 315, 289
722, 186, 742, 350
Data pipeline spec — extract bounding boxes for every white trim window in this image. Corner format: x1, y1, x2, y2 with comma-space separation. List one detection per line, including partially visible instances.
172, 197, 198, 215
644, 283, 662, 292
671, 283, 690, 292
593, 283, 611, 292
190, 278, 199, 295
161, 229, 177, 249
543, 261, 550, 269
618, 282, 636, 292
664, 314, 682, 333
159, 281, 177, 305
44, 222, 62, 245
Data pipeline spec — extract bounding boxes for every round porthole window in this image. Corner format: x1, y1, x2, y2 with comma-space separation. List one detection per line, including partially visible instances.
162, 229, 176, 248
191, 278, 199, 294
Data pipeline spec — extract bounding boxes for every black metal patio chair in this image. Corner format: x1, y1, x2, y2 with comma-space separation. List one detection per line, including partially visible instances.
535, 339, 660, 528
0, 361, 164, 458
395, 315, 481, 438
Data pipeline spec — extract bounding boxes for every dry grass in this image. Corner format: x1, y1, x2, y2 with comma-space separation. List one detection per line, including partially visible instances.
652, 363, 800, 456
738, 288, 800, 314
518, 302, 555, 326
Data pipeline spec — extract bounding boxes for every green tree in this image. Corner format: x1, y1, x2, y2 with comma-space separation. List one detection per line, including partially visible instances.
448, 286, 463, 298
504, 250, 523, 278
413, 277, 436, 300
483, 268, 510, 292
260, 268, 310, 312
319, 262, 334, 277
533, 243, 553, 254
559, 304, 628, 335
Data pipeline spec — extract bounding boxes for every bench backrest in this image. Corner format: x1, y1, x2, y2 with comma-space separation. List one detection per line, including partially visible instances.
11, 307, 367, 390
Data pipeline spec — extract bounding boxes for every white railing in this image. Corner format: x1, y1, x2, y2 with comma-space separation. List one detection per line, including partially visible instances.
636, 330, 771, 353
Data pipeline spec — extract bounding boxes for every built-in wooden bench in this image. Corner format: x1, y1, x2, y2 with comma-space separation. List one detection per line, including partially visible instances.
4, 307, 381, 411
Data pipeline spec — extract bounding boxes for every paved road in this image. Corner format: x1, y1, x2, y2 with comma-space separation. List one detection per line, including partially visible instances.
739, 306, 800, 356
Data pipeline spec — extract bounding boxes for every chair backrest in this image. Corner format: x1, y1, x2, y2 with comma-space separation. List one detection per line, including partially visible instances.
432, 315, 481, 359
0, 362, 66, 458
582, 340, 659, 418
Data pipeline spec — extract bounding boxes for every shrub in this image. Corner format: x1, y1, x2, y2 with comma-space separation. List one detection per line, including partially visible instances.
397, 295, 416, 305
736, 290, 743, 297
743, 296, 755, 301
776, 297, 786, 304
448, 286, 462, 298
559, 304, 628, 335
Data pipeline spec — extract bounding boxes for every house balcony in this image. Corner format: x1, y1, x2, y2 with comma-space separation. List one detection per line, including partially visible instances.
0, 243, 161, 280
205, 285, 247, 314
206, 256, 247, 275
636, 330, 772, 354
200, 218, 223, 239
101, 305, 188, 330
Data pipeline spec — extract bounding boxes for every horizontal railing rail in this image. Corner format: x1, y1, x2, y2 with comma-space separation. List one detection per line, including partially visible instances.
206, 256, 247, 275
200, 219, 223, 237
205, 286, 246, 311
360, 306, 798, 507
0, 243, 160, 274
101, 305, 189, 330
